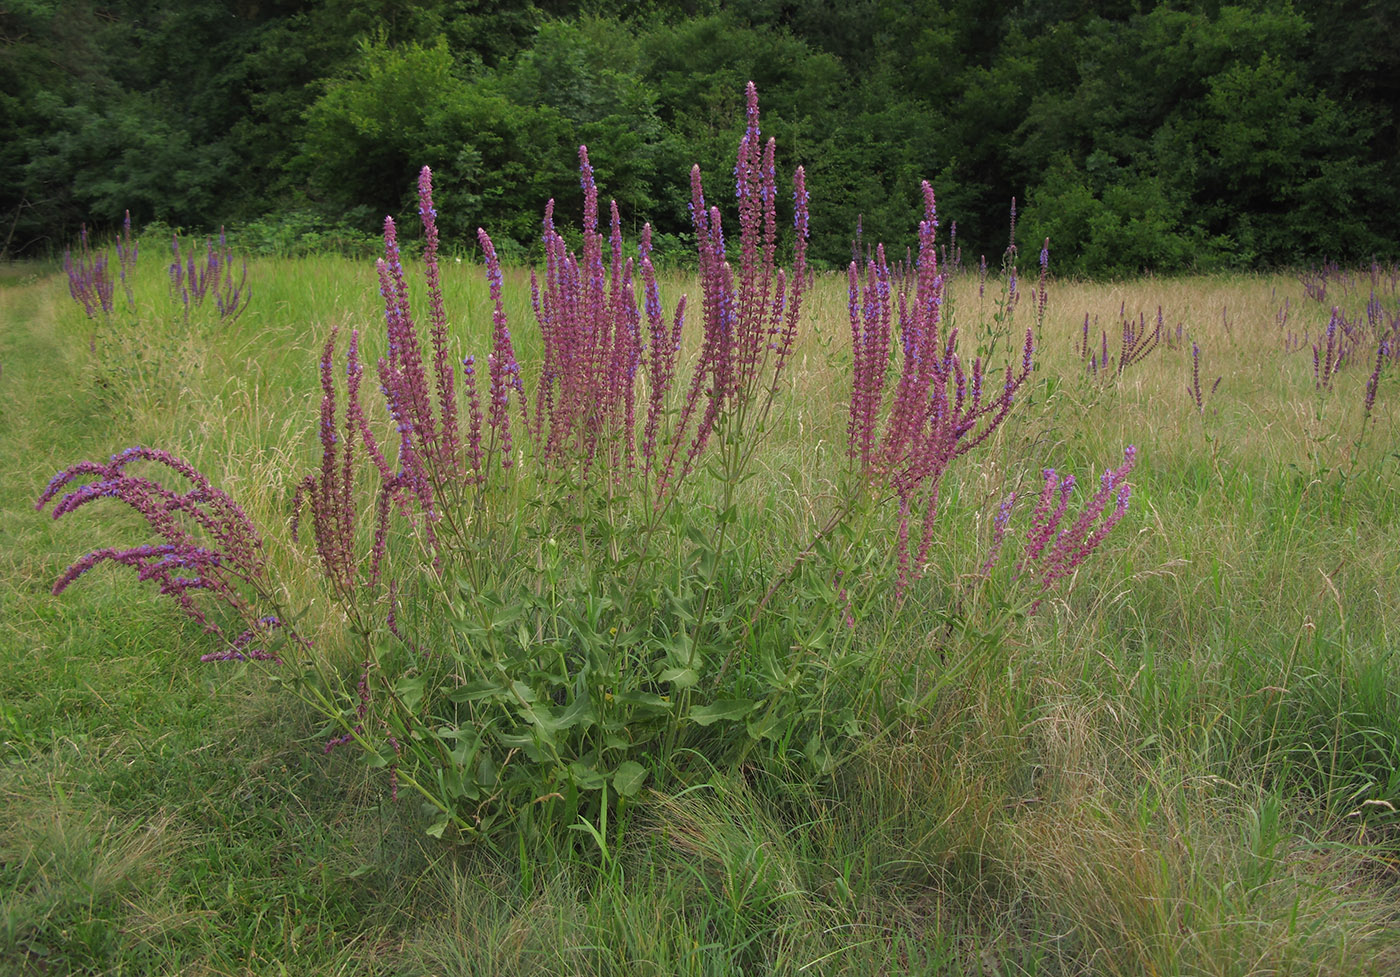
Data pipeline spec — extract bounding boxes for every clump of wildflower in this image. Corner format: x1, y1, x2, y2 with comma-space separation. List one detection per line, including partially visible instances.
1363, 340, 1388, 423
291, 328, 368, 597
1314, 307, 1346, 390
1009, 446, 1138, 612
654, 81, 808, 499
479, 226, 527, 470
1119, 306, 1162, 374
530, 147, 644, 477
847, 181, 1034, 597
418, 168, 460, 475
64, 225, 115, 320
170, 229, 250, 323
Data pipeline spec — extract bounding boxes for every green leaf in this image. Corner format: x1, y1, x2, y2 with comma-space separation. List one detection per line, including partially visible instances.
746, 709, 785, 743
496, 729, 549, 761
612, 690, 673, 714
683, 525, 711, 549
688, 698, 757, 726
612, 761, 648, 798
658, 666, 699, 689
447, 679, 506, 704
569, 759, 607, 791
804, 732, 833, 775
396, 673, 426, 714
553, 690, 597, 731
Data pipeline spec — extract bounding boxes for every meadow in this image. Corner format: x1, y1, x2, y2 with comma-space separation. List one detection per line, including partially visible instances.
2, 189, 1399, 975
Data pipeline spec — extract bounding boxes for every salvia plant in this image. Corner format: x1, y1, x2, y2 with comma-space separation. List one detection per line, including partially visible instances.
1313, 308, 1346, 390
1117, 305, 1163, 375
973, 446, 1137, 614
1188, 341, 1222, 416
63, 224, 115, 321
1362, 341, 1388, 427
1293, 263, 1399, 436
170, 228, 251, 323
40, 84, 1138, 845
1075, 304, 1164, 378
846, 183, 1035, 597
36, 447, 284, 661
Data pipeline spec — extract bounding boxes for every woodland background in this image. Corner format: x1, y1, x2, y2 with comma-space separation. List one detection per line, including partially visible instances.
2, 0, 1397, 274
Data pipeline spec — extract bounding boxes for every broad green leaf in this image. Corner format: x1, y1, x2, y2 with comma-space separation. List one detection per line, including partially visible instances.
804, 733, 833, 775
747, 709, 784, 743
447, 679, 505, 703
658, 666, 699, 689
689, 698, 757, 726
552, 690, 597, 731
496, 730, 549, 761
396, 673, 426, 714
612, 761, 648, 798
612, 690, 673, 714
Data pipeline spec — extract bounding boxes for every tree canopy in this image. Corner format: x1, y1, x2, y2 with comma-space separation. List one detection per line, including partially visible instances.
3, 0, 1395, 273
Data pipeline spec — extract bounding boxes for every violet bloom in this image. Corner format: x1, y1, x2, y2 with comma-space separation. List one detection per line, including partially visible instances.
846, 182, 1034, 599
39, 447, 274, 648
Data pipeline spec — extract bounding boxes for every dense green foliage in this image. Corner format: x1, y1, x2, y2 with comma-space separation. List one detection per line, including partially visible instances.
4, 0, 1397, 271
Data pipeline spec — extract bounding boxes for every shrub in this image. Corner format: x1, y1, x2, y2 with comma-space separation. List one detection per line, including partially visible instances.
40, 84, 1137, 845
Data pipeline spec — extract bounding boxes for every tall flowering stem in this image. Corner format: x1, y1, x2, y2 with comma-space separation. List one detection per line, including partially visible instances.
1118, 306, 1162, 375
37, 447, 281, 655
419, 168, 460, 478
660, 82, 807, 500
479, 227, 526, 471
1363, 341, 1387, 423
376, 216, 439, 516
1187, 341, 1222, 415
290, 328, 371, 602
530, 147, 644, 478
657, 82, 810, 686
847, 181, 1035, 597
1016, 447, 1137, 612
1313, 307, 1348, 391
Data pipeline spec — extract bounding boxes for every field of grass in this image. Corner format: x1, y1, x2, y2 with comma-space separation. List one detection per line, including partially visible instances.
2, 245, 1398, 975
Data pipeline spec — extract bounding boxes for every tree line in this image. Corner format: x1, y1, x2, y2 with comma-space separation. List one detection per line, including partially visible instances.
3, 0, 1396, 275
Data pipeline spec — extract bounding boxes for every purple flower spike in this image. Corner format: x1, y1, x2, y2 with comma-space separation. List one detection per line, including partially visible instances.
479, 228, 523, 470
846, 187, 1035, 598
418, 166, 460, 476
64, 224, 115, 320
39, 448, 280, 651
1016, 446, 1138, 611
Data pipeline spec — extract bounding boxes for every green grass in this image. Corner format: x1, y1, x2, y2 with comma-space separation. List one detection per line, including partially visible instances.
3, 249, 1398, 974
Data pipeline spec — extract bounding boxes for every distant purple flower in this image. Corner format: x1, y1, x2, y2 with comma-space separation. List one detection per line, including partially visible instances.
1187, 341, 1221, 415
1363, 341, 1387, 422
64, 225, 115, 320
